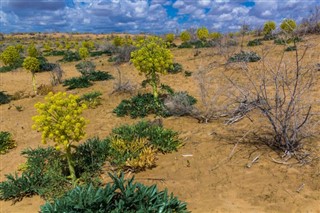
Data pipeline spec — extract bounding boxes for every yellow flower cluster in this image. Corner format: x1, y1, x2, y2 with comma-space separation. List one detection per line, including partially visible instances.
32, 92, 87, 151
131, 36, 173, 75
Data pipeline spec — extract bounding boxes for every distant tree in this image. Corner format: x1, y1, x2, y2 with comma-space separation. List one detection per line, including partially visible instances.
0, 46, 21, 67
180, 31, 191, 42
27, 44, 39, 57
209, 32, 222, 40
263, 21, 276, 35
78, 47, 89, 60
23, 56, 40, 94
165, 33, 175, 43
280, 19, 297, 33
196, 27, 209, 41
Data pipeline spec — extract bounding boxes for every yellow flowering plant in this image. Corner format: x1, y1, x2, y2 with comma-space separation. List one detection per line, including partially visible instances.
131, 36, 173, 103
32, 92, 88, 185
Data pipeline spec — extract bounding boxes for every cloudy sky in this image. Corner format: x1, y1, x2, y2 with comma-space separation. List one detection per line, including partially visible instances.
0, 0, 319, 34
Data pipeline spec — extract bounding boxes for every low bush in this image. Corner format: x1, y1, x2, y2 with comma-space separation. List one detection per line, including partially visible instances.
0, 91, 11, 105
75, 61, 96, 76
0, 131, 16, 154
36, 84, 54, 96
37, 56, 56, 72
0, 137, 109, 202
0, 59, 23, 73
40, 173, 189, 213
89, 50, 112, 57
247, 39, 262, 46
78, 91, 103, 108
113, 93, 170, 118
87, 71, 113, 81
285, 45, 297, 51
178, 42, 193, 49
262, 34, 276, 41
168, 62, 183, 74
164, 91, 197, 116
63, 76, 93, 90
110, 120, 180, 154
228, 51, 261, 63
274, 38, 286, 45
43, 50, 65, 56
59, 51, 81, 62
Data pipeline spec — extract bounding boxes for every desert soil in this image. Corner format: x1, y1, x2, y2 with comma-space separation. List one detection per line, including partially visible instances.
0, 35, 320, 212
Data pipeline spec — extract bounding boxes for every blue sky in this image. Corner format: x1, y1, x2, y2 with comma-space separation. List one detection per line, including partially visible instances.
0, 0, 319, 34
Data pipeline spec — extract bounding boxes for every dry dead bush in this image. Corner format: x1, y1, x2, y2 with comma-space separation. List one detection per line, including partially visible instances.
225, 37, 319, 161
110, 66, 137, 95
50, 64, 63, 86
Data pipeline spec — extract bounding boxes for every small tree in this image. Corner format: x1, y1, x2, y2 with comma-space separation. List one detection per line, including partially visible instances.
27, 44, 39, 57
280, 19, 297, 33
0, 46, 21, 67
180, 31, 191, 42
165, 33, 175, 43
131, 37, 173, 103
78, 47, 89, 60
23, 56, 40, 94
32, 92, 87, 185
209, 32, 222, 40
197, 27, 209, 41
263, 21, 276, 35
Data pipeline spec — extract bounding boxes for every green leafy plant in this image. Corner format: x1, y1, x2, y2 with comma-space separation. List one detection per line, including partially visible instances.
274, 38, 286, 45
285, 45, 297, 51
131, 36, 173, 103
168, 62, 183, 74
87, 71, 113, 81
32, 92, 88, 185
247, 39, 263, 46
228, 51, 261, 63
178, 42, 193, 48
59, 51, 81, 62
0, 137, 109, 202
110, 120, 181, 153
40, 173, 189, 213
63, 76, 93, 90
78, 91, 103, 108
0, 91, 11, 105
113, 93, 169, 118
0, 131, 16, 154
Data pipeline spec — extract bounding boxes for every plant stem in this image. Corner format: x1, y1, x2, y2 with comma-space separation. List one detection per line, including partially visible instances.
65, 145, 77, 186
31, 73, 37, 95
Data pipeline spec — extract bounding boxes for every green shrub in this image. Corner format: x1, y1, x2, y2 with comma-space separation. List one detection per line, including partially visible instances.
180, 31, 191, 42
63, 76, 93, 90
38, 56, 56, 72
87, 71, 113, 81
75, 61, 96, 76
285, 45, 297, 51
168, 62, 183, 74
110, 120, 180, 153
184, 71, 192, 77
78, 91, 103, 108
280, 19, 297, 33
0, 91, 11, 105
228, 51, 261, 63
59, 51, 81, 62
43, 50, 65, 56
0, 138, 109, 202
0, 131, 15, 154
0, 46, 21, 67
113, 93, 169, 118
89, 50, 112, 57
178, 42, 193, 48
40, 173, 189, 213
262, 34, 276, 41
247, 39, 263, 46
263, 21, 276, 35
274, 38, 286, 45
